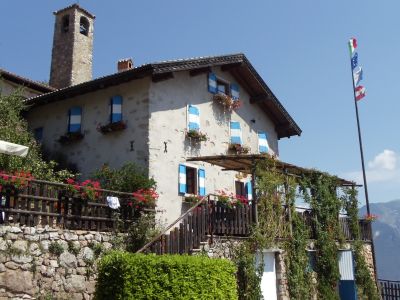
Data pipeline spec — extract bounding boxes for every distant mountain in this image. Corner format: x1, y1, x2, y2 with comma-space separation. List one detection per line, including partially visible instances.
359, 199, 400, 281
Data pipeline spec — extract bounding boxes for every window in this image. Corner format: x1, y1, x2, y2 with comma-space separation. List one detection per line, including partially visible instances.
110, 96, 123, 123
258, 132, 269, 154
187, 105, 200, 131
61, 15, 70, 33
235, 181, 246, 197
34, 127, 43, 143
68, 107, 82, 133
178, 164, 206, 196
230, 122, 242, 145
208, 73, 240, 99
80, 16, 89, 36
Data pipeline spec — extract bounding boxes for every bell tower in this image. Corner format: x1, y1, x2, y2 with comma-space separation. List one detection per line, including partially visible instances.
49, 4, 95, 89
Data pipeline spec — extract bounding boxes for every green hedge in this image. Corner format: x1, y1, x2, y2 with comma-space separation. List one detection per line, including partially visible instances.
95, 251, 238, 300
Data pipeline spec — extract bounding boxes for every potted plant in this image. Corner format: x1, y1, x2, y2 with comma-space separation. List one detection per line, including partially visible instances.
213, 94, 242, 112
58, 132, 84, 145
186, 130, 208, 143
97, 120, 127, 134
131, 188, 159, 209
228, 143, 250, 154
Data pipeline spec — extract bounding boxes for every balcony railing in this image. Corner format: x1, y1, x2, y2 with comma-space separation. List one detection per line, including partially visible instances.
139, 194, 372, 255
0, 178, 154, 232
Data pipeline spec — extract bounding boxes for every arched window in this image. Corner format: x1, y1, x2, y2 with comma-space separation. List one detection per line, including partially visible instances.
62, 15, 70, 33
79, 16, 89, 36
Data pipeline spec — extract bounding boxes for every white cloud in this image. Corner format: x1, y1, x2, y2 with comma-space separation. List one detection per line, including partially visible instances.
343, 149, 400, 184
368, 149, 397, 170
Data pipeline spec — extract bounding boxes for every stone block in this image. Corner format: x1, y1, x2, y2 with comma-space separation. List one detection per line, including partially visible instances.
23, 227, 36, 235
65, 275, 86, 293
82, 247, 94, 261
11, 254, 32, 264
64, 232, 78, 241
0, 270, 35, 295
9, 226, 22, 234
0, 264, 5, 273
13, 240, 28, 252
59, 252, 77, 269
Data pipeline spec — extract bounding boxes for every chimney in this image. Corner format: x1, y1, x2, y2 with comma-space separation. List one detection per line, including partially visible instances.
118, 58, 133, 72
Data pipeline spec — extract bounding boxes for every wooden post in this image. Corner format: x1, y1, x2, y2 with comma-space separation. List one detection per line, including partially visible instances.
251, 158, 258, 224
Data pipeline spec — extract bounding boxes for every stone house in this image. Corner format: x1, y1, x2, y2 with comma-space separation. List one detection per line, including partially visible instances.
25, 5, 301, 224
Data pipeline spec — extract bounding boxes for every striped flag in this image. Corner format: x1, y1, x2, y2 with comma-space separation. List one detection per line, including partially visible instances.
355, 86, 366, 101
349, 38, 357, 55
353, 66, 363, 86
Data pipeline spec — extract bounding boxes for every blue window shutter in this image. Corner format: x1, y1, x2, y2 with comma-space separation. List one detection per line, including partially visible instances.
230, 121, 242, 145
68, 107, 82, 133
178, 164, 187, 194
188, 105, 200, 131
198, 168, 206, 196
111, 95, 123, 123
245, 180, 253, 200
230, 83, 240, 100
258, 132, 269, 153
208, 73, 217, 94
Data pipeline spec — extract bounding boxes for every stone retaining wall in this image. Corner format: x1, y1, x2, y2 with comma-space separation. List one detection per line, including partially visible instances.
0, 225, 118, 300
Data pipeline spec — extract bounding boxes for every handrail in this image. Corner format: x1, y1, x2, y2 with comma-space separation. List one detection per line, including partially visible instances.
136, 194, 210, 253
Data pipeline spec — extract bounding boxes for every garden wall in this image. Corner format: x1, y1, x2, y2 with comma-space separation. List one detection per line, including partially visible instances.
0, 224, 119, 300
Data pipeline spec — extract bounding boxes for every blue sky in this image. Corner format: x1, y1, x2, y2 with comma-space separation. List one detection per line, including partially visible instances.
1, 1, 399, 205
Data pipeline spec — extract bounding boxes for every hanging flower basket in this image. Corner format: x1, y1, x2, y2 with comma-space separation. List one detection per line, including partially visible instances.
363, 213, 378, 222
228, 143, 250, 154
98, 120, 127, 134
213, 94, 242, 112
58, 132, 84, 145
186, 130, 208, 142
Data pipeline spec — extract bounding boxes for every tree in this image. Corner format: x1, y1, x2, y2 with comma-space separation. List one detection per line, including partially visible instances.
0, 85, 72, 181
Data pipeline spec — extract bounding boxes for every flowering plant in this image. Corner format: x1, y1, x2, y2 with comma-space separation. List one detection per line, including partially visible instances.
131, 188, 159, 208
97, 120, 127, 134
364, 213, 378, 222
228, 143, 250, 154
0, 170, 34, 192
213, 94, 242, 112
215, 190, 249, 208
186, 130, 208, 142
58, 132, 84, 145
65, 178, 101, 201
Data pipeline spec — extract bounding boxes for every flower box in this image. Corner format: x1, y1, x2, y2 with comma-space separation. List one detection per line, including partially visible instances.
183, 195, 202, 204
58, 132, 84, 145
186, 130, 207, 142
98, 120, 127, 134
228, 143, 250, 154
213, 94, 242, 112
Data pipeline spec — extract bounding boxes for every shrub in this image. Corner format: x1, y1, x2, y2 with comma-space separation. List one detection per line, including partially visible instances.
95, 252, 238, 300
48, 242, 64, 256
91, 163, 155, 192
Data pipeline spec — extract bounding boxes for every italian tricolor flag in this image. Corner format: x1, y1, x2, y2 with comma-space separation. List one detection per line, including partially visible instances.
349, 38, 357, 56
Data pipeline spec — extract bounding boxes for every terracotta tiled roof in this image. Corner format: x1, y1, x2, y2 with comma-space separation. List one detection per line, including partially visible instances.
0, 68, 56, 94
25, 53, 301, 138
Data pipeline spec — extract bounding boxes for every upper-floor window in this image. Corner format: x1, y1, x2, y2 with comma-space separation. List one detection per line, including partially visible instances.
258, 132, 269, 154
110, 96, 123, 123
208, 73, 240, 100
68, 107, 82, 133
61, 15, 70, 33
80, 16, 89, 36
187, 105, 200, 131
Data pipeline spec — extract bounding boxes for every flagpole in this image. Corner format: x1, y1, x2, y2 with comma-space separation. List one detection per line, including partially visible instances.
350, 66, 371, 216
349, 40, 378, 283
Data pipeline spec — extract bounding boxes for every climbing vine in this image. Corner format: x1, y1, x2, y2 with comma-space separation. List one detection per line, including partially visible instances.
344, 187, 379, 299
229, 157, 378, 299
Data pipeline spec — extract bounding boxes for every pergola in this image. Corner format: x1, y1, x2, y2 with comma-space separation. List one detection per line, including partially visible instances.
187, 154, 357, 223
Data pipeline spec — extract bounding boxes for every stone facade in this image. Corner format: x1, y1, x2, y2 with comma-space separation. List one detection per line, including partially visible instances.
0, 225, 117, 300
49, 5, 94, 89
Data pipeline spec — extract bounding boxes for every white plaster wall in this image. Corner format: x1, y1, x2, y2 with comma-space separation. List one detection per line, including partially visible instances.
0, 80, 43, 98
26, 78, 151, 178
148, 68, 279, 223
